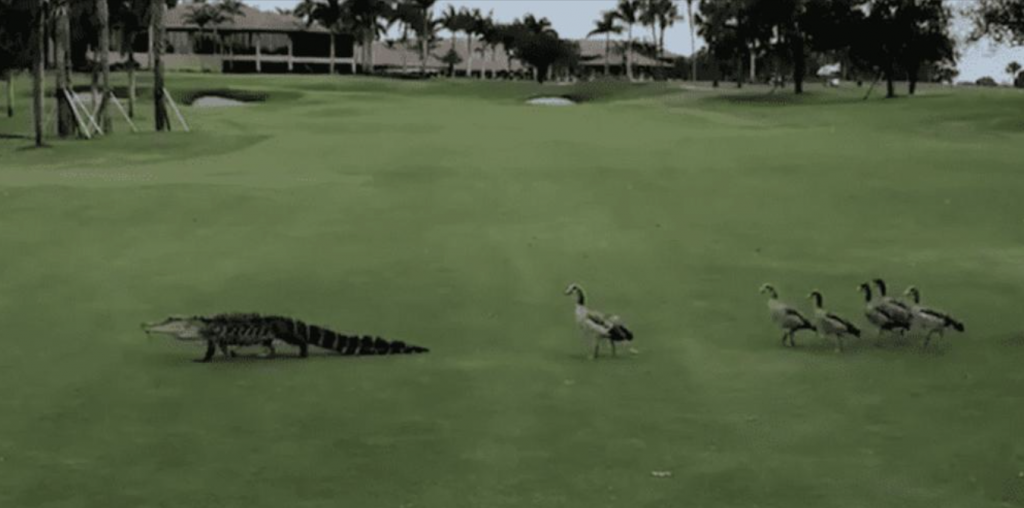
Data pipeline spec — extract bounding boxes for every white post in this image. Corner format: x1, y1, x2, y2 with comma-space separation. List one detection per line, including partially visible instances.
255, 33, 262, 73
287, 36, 294, 72
329, 34, 335, 75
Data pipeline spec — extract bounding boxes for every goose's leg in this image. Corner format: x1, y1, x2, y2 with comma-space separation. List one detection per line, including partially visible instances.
610, 339, 617, 357
781, 332, 790, 346
591, 335, 600, 360
835, 335, 844, 354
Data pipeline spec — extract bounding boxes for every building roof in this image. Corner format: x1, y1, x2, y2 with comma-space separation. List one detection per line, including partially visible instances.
575, 39, 677, 67
371, 37, 674, 71
166, 3, 328, 33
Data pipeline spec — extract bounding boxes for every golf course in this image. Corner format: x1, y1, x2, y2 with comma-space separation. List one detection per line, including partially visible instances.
2, 74, 1024, 507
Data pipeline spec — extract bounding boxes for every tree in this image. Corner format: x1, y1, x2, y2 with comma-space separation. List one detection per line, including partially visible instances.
97, 0, 112, 132
686, 0, 696, 82
33, 0, 46, 146
0, 0, 36, 118
588, 10, 622, 76
342, 0, 395, 74
1008, 60, 1022, 81
439, 4, 462, 76
900, 0, 955, 95
853, 0, 955, 98
614, 0, 641, 81
111, 0, 173, 118
475, 11, 501, 79
54, 1, 76, 137
506, 15, 575, 83
407, 0, 438, 75
152, 0, 170, 131
183, 0, 243, 65
971, 0, 1024, 45
295, 0, 345, 74
697, 0, 747, 87
440, 46, 461, 76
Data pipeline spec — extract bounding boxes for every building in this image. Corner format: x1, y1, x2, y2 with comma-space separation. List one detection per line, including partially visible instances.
115, 3, 356, 73
117, 4, 675, 78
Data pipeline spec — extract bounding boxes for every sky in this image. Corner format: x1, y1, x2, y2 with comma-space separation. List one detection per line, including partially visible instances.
243, 0, 1024, 83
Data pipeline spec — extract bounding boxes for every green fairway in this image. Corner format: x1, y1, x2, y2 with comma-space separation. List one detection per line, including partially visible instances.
3, 74, 1024, 508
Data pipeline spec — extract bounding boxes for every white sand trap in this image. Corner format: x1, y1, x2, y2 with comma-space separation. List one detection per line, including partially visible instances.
192, 96, 248, 108
526, 97, 576, 106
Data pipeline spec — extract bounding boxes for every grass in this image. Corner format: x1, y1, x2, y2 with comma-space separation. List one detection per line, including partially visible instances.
2, 73, 1024, 508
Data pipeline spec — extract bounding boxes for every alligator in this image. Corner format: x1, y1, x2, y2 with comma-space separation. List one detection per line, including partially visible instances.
141, 313, 428, 362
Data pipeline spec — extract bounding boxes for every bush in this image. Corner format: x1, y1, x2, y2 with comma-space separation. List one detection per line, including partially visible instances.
975, 76, 998, 87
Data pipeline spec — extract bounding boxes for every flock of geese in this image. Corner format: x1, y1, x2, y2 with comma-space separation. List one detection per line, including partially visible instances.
562, 278, 965, 359
761, 279, 965, 353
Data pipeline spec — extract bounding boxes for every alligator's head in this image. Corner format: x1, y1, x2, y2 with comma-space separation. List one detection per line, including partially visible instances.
141, 315, 206, 341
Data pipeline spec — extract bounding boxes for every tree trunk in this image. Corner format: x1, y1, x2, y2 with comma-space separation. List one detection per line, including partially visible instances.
55, 6, 76, 138
466, 37, 473, 77
152, 0, 170, 131
736, 56, 743, 88
5, 73, 13, 118
687, 0, 696, 83
128, 52, 136, 118
33, 0, 45, 147
97, 0, 111, 133
604, 32, 610, 76
421, 11, 428, 75
791, 30, 805, 94
885, 67, 895, 98
626, 24, 634, 81
907, 64, 918, 95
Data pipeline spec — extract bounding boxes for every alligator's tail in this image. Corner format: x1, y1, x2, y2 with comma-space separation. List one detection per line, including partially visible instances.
293, 321, 429, 355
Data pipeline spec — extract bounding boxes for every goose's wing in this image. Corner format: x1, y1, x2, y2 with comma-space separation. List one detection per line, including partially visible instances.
783, 308, 813, 326
826, 312, 860, 333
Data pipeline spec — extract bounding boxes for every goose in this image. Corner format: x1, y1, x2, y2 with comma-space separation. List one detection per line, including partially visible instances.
872, 278, 915, 333
903, 286, 965, 347
858, 282, 912, 341
564, 283, 634, 359
759, 283, 816, 347
808, 290, 861, 353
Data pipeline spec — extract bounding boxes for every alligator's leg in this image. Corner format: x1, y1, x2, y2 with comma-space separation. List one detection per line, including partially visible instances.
260, 339, 276, 358
218, 342, 235, 358
196, 341, 216, 363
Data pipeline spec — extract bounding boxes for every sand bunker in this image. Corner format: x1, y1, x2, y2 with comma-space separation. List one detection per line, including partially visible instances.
526, 97, 576, 106
191, 96, 248, 108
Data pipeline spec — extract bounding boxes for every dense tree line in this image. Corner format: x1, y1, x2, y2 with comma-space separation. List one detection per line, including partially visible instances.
689, 0, 957, 97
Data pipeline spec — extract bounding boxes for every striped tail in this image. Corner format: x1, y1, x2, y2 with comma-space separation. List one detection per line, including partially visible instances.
293, 321, 429, 355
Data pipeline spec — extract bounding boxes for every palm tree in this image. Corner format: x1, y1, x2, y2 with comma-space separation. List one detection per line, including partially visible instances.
295, 0, 344, 74
110, 0, 152, 118
33, 0, 46, 146
652, 0, 680, 80
342, 0, 395, 74
152, 0, 169, 131
476, 11, 500, 79
588, 10, 622, 77
388, 2, 421, 72
686, 0, 696, 82
97, 0, 112, 132
1007, 61, 1021, 83
408, 0, 437, 75
464, 7, 484, 78
614, 0, 640, 81
439, 5, 463, 76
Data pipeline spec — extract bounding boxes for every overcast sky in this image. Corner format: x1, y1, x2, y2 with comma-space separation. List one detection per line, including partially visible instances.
243, 0, 1024, 83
